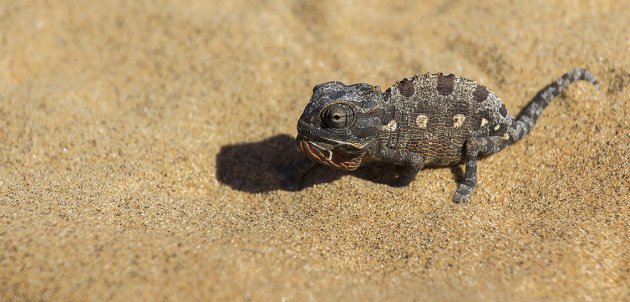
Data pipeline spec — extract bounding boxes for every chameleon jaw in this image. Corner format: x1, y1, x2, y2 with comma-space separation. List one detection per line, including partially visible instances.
295, 138, 365, 171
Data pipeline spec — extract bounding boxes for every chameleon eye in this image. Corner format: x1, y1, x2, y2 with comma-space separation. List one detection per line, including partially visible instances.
322, 103, 355, 129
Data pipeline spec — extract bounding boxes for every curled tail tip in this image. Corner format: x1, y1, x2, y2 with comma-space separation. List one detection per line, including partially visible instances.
570, 67, 600, 89
593, 81, 601, 91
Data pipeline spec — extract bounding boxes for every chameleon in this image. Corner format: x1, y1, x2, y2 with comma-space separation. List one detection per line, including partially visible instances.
295, 68, 599, 203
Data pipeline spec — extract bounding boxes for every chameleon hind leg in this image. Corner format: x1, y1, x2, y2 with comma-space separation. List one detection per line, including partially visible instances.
453, 135, 511, 203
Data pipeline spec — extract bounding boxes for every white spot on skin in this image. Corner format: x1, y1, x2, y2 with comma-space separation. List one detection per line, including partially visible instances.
494, 124, 501, 131
481, 118, 488, 127
501, 133, 510, 140
416, 115, 428, 128
453, 114, 466, 128
383, 120, 397, 132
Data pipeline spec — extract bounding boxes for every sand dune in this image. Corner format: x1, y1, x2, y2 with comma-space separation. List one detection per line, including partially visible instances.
1, 0, 628, 301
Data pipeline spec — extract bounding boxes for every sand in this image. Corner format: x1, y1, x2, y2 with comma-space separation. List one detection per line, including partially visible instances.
0, 0, 628, 301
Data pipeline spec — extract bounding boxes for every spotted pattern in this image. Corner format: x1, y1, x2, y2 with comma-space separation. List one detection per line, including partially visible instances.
297, 68, 599, 203
398, 78, 415, 98
478, 110, 493, 129
473, 85, 489, 102
383, 120, 397, 132
415, 114, 429, 128
436, 73, 455, 95
453, 114, 466, 128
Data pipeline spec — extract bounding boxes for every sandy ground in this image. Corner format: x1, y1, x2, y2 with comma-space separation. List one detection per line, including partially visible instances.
0, 0, 628, 301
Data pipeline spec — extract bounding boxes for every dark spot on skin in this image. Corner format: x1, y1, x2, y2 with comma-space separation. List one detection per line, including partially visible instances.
551, 81, 561, 89
499, 104, 507, 116
398, 78, 415, 98
561, 73, 572, 82
473, 85, 489, 102
437, 73, 455, 95
478, 110, 493, 130
383, 88, 392, 102
550, 81, 562, 97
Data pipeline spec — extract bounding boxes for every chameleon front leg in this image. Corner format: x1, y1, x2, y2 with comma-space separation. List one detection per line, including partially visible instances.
379, 147, 425, 186
454, 135, 510, 203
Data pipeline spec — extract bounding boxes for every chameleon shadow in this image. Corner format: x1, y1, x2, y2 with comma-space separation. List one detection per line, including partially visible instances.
215, 134, 408, 193
216, 134, 341, 193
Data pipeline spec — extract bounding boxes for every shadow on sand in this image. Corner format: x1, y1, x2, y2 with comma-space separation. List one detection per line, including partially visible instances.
216, 134, 410, 193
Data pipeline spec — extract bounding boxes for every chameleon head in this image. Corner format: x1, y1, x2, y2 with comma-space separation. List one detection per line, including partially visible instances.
296, 81, 387, 171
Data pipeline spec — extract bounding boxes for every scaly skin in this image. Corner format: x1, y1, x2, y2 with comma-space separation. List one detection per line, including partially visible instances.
296, 68, 599, 203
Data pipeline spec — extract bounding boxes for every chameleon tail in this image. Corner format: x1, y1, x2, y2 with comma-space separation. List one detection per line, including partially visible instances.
508, 68, 599, 143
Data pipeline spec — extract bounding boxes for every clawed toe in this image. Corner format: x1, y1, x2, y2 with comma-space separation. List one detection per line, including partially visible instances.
453, 183, 474, 203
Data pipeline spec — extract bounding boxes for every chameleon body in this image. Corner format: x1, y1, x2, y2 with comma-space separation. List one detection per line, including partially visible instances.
295, 68, 598, 202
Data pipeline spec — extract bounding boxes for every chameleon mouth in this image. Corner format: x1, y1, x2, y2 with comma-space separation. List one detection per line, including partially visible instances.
295, 139, 364, 171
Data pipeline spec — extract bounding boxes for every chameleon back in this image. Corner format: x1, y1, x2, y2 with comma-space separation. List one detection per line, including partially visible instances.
379, 73, 513, 166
